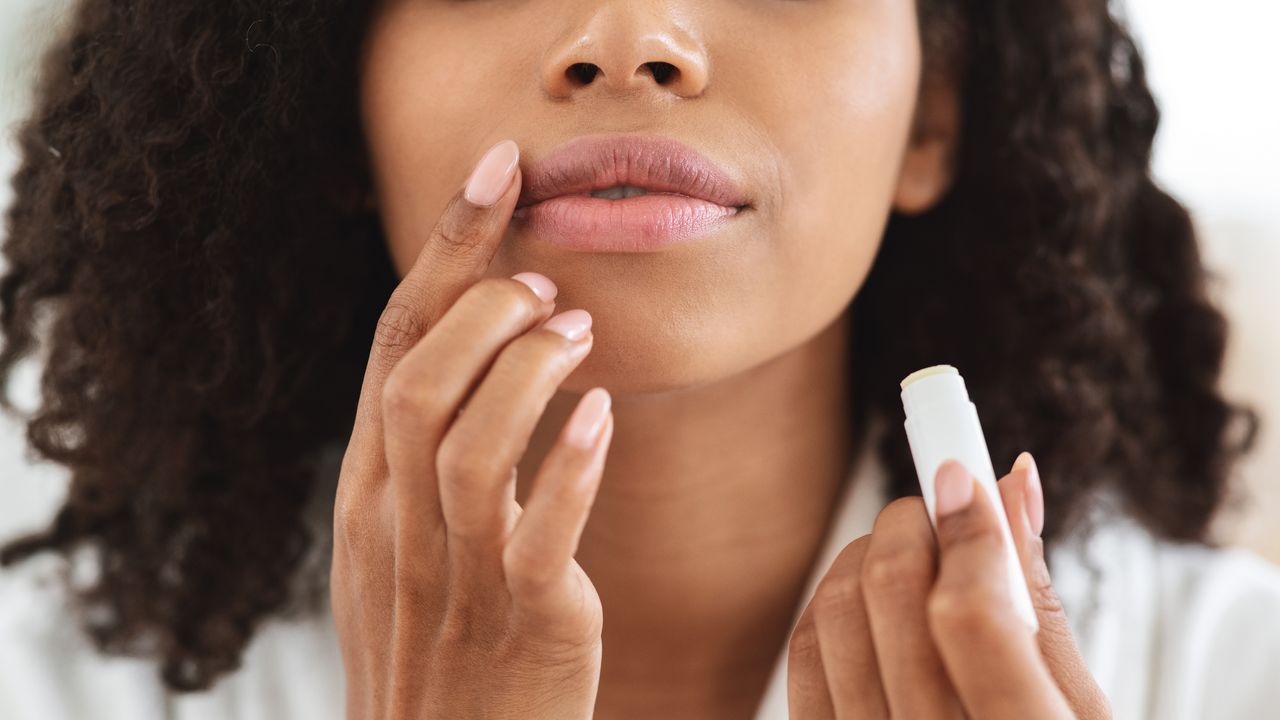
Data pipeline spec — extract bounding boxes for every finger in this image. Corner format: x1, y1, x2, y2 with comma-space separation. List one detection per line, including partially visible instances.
347, 139, 523, 468
928, 460, 1074, 720
381, 275, 557, 526
807, 536, 889, 719
788, 601, 837, 720
860, 498, 964, 718
505, 393, 612, 618
1000, 453, 1112, 719
437, 309, 594, 549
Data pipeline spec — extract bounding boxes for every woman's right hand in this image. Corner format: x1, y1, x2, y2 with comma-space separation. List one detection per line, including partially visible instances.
330, 139, 613, 719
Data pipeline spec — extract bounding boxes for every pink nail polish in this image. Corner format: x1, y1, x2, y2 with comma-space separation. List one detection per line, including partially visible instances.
511, 272, 557, 303
935, 460, 975, 516
1024, 454, 1045, 536
542, 309, 592, 341
464, 139, 519, 207
566, 387, 611, 448
1012, 451, 1032, 474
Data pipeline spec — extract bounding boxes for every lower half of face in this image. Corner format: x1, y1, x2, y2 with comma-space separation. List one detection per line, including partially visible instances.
360, 0, 924, 396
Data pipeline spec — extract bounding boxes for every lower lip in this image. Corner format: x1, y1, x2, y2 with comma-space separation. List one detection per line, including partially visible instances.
512, 193, 743, 252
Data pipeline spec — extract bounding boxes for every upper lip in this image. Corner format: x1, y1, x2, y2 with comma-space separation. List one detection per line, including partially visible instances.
515, 134, 751, 210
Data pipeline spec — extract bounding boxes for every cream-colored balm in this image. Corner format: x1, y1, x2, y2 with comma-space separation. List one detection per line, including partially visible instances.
900, 364, 1039, 634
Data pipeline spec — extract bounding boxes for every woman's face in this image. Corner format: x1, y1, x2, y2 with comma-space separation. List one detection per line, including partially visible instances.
359, 0, 955, 395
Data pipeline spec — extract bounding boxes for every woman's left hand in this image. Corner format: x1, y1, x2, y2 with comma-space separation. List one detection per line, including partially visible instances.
787, 452, 1112, 719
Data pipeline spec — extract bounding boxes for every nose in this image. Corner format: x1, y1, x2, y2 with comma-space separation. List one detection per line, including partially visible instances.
541, 3, 710, 99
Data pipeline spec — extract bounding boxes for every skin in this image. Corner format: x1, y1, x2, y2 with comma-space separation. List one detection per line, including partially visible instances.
337, 0, 1107, 718
788, 454, 1110, 719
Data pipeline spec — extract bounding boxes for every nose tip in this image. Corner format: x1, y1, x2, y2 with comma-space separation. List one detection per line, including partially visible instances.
541, 16, 709, 99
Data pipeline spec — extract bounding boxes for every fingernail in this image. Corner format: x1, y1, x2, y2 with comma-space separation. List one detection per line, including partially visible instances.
566, 387, 611, 448
1016, 451, 1045, 536
511, 272, 557, 303
935, 460, 975, 516
1012, 451, 1031, 473
543, 309, 592, 341
464, 139, 519, 207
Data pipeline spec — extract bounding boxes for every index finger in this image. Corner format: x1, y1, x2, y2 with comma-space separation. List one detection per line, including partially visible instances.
348, 139, 523, 460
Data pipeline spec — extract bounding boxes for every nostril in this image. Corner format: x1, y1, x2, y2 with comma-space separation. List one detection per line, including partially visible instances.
567, 62, 598, 84
646, 61, 676, 84
563, 61, 678, 87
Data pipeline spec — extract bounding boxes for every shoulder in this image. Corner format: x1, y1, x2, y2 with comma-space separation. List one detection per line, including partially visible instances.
1049, 507, 1280, 720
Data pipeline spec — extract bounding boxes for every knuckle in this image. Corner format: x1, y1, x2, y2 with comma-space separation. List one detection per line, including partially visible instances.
811, 573, 863, 625
471, 277, 543, 324
331, 484, 382, 558
1032, 584, 1066, 617
1025, 551, 1067, 616
861, 545, 931, 597
332, 486, 363, 535
927, 585, 1006, 638
432, 204, 488, 260
436, 431, 498, 481
373, 297, 428, 363
787, 616, 823, 666
446, 278, 541, 339
380, 372, 438, 427
502, 542, 559, 600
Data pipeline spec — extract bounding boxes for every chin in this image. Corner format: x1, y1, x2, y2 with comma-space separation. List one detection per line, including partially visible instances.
556, 344, 703, 397
558, 321, 771, 399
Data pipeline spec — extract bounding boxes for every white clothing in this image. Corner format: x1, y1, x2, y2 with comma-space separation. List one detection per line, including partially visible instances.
3, 436, 1280, 719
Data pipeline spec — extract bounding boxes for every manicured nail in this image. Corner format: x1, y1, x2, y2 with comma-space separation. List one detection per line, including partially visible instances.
543, 309, 592, 341
935, 460, 975, 516
511, 272, 557, 303
566, 387, 611, 448
464, 139, 519, 207
1014, 451, 1045, 536
1012, 451, 1031, 473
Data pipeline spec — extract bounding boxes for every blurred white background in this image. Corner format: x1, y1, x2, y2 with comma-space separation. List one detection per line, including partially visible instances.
1, 0, 1277, 560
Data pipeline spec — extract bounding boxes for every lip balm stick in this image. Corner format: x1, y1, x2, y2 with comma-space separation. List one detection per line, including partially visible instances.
900, 364, 1039, 634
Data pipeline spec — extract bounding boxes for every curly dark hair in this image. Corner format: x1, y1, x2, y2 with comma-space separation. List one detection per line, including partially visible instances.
0, 0, 1260, 695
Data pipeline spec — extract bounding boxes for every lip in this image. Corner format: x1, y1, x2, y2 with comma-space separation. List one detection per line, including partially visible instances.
512, 134, 751, 253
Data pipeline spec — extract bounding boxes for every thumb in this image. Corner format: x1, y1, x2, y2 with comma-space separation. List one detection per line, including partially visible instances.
1000, 452, 1112, 719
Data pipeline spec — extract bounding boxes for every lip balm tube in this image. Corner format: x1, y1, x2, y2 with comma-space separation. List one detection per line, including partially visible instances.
900, 364, 1039, 634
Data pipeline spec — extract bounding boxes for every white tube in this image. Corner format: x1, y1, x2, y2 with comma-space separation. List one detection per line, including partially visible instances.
900, 364, 1039, 634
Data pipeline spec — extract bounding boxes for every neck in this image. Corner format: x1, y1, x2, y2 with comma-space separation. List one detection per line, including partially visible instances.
516, 308, 859, 717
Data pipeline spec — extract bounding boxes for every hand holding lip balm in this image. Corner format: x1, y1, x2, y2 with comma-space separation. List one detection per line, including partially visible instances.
787, 363, 1111, 717
900, 364, 1040, 634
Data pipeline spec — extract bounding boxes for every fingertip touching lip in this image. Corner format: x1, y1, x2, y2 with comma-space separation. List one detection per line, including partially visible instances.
514, 134, 752, 212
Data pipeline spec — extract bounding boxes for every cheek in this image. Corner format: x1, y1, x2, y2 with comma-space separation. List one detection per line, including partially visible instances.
359, 3, 526, 274
760, 6, 922, 327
